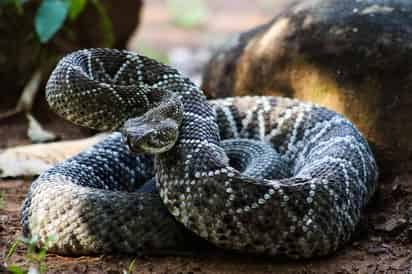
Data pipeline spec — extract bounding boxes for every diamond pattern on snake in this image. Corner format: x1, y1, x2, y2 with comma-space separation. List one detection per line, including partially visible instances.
21, 48, 378, 259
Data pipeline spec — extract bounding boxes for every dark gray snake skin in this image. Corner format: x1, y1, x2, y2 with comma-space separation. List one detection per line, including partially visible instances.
21, 48, 378, 259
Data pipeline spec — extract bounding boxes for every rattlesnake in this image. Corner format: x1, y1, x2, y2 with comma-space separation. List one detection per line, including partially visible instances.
21, 48, 378, 259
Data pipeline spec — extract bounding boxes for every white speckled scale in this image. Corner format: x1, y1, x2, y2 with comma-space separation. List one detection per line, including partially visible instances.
23, 48, 378, 258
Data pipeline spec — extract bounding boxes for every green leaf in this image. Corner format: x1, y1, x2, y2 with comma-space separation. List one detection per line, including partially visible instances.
35, 0, 69, 43
166, 0, 208, 29
28, 234, 39, 245
39, 264, 48, 273
6, 238, 21, 260
36, 248, 48, 261
45, 234, 56, 244
68, 0, 86, 20
127, 257, 137, 274
6, 265, 25, 274
91, 0, 114, 47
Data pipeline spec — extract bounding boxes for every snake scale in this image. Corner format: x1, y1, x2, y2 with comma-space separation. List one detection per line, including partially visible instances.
21, 48, 378, 259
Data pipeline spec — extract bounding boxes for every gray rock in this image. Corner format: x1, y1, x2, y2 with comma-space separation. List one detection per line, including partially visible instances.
202, 0, 412, 175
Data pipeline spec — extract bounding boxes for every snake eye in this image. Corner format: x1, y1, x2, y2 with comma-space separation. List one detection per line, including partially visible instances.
147, 130, 173, 147
157, 131, 173, 143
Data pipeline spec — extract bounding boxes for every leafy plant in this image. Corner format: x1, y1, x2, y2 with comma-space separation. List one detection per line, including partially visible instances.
5, 235, 55, 274
68, 0, 86, 20
1, 0, 114, 45
123, 257, 137, 274
35, 0, 69, 43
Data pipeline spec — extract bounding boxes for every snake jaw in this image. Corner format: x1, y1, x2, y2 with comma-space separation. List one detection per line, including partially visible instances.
121, 117, 179, 155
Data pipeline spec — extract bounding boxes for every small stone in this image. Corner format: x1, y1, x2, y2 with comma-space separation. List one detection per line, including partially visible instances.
367, 245, 387, 255
391, 255, 412, 270
370, 236, 382, 243
374, 217, 407, 234
0, 215, 9, 223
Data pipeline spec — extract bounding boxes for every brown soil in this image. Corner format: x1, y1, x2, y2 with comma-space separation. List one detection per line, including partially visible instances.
2, 175, 412, 273
2, 1, 412, 273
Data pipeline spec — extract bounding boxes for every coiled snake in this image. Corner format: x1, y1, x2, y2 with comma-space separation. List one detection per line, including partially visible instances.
21, 48, 378, 259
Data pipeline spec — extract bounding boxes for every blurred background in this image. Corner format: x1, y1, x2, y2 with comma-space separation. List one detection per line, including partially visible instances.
130, 0, 277, 84
2, 1, 412, 273
0, 0, 278, 147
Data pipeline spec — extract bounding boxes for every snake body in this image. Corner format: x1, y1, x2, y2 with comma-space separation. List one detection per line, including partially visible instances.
21, 49, 378, 258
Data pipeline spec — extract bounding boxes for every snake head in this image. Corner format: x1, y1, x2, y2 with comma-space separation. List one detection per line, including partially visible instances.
121, 117, 179, 154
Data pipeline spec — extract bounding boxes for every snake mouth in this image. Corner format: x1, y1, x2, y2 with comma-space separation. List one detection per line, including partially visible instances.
122, 117, 179, 155
139, 139, 177, 154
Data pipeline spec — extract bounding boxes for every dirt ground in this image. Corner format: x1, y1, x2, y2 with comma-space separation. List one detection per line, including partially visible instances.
2, 1, 412, 273
2, 173, 412, 274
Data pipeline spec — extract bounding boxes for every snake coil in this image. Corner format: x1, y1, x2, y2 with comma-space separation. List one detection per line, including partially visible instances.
21, 48, 378, 258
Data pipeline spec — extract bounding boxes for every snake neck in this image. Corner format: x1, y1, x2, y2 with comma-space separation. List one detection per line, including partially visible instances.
158, 81, 231, 176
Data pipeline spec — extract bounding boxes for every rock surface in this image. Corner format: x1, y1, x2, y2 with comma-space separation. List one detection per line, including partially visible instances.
202, 0, 412, 175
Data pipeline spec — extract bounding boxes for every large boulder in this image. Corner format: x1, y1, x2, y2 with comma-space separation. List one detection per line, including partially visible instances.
202, 0, 412, 176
